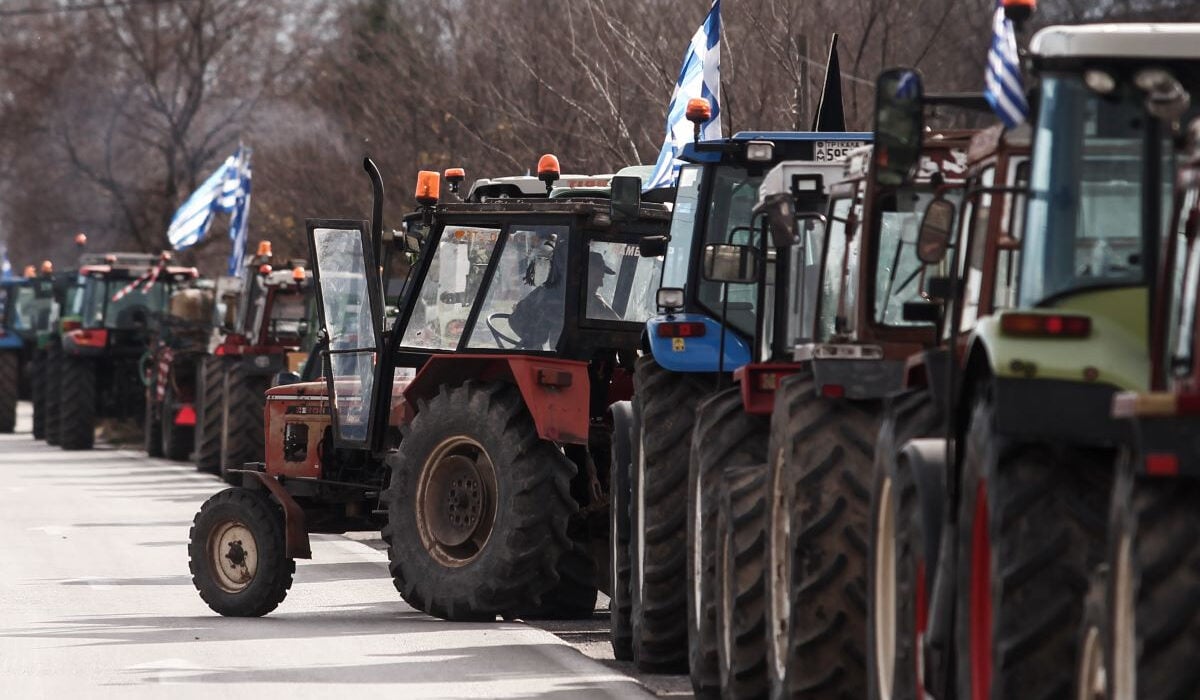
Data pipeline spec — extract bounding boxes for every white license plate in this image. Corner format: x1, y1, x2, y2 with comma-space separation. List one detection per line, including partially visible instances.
814, 140, 868, 162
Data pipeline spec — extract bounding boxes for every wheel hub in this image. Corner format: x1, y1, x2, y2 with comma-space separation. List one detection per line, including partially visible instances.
209, 520, 258, 593
416, 437, 497, 567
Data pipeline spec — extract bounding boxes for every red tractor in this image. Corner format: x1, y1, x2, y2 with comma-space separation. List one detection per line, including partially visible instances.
193, 244, 315, 480
141, 283, 215, 460
187, 161, 670, 620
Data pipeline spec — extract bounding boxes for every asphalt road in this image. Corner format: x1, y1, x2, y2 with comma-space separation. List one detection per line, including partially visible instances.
0, 402, 684, 699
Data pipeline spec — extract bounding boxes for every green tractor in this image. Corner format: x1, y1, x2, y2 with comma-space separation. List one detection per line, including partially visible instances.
868, 24, 1200, 700
51, 253, 198, 450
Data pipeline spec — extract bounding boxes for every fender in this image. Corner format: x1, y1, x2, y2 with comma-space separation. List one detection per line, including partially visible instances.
243, 471, 313, 560
404, 354, 591, 445
645, 312, 752, 373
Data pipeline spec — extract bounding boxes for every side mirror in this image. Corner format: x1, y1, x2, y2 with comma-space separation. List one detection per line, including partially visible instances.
873, 67, 925, 188
610, 175, 642, 223
917, 198, 957, 264
762, 193, 797, 248
639, 235, 669, 257
703, 243, 761, 284
404, 234, 424, 254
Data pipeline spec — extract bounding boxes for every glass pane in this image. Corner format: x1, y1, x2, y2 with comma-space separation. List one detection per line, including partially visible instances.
874, 187, 944, 327
267, 290, 312, 342
818, 198, 854, 341
790, 217, 825, 344
697, 166, 764, 338
662, 165, 703, 290
468, 226, 568, 350
587, 240, 662, 323
329, 350, 376, 442
313, 227, 376, 351
402, 226, 500, 350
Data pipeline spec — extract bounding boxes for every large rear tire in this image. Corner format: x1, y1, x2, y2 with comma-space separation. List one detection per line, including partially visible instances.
220, 361, 267, 482
716, 464, 769, 700
44, 346, 63, 445
382, 381, 579, 621
194, 356, 226, 474
59, 356, 96, 451
1105, 459, 1200, 700
868, 390, 938, 700
189, 487, 294, 617
161, 380, 194, 461
0, 351, 18, 433
768, 371, 877, 699
609, 401, 635, 660
31, 355, 45, 439
955, 395, 1110, 700
690, 385, 768, 697
630, 356, 713, 673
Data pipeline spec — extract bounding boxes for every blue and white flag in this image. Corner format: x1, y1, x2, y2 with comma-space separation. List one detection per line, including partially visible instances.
984, 1, 1028, 128
644, 0, 722, 191
166, 146, 253, 275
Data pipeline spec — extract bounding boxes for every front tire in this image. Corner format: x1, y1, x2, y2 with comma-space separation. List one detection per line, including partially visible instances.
221, 362, 267, 482
382, 381, 578, 621
1106, 459, 1200, 700
955, 395, 1110, 700
0, 351, 18, 433
194, 356, 226, 474
59, 355, 96, 450
609, 401, 635, 660
44, 346, 64, 445
31, 355, 45, 439
188, 487, 294, 617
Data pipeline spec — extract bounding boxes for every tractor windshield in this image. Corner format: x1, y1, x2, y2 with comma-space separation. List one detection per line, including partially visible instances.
8, 284, 47, 332
402, 226, 500, 350
696, 166, 765, 338
467, 225, 567, 351
661, 165, 702, 291
874, 186, 955, 326
266, 289, 312, 343
1020, 74, 1174, 306
585, 240, 661, 324
817, 196, 861, 341
80, 277, 170, 330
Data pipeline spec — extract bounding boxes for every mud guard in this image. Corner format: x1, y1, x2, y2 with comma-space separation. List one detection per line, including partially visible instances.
404, 354, 591, 445
244, 471, 313, 560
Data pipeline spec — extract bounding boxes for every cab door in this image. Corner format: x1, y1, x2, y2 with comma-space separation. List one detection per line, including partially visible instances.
306, 219, 384, 450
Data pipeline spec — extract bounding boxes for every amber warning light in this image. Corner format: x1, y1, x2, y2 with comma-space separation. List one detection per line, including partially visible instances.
256, 240, 273, 258
415, 171, 441, 206
444, 168, 466, 194
40, 260, 53, 274
292, 266, 306, 282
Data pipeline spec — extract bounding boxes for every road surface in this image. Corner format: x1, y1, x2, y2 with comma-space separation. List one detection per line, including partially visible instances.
0, 403, 669, 699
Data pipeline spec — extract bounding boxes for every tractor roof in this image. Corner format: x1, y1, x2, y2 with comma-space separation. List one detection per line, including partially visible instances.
466, 172, 615, 201
681, 130, 873, 164
433, 198, 672, 225
1032, 24, 1200, 61
840, 129, 975, 183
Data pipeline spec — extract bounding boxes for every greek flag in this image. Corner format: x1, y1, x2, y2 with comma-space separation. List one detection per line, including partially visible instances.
644, 0, 721, 191
984, 0, 1028, 128
166, 146, 253, 275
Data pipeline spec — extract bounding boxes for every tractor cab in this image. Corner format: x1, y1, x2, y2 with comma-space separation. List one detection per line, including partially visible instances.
0, 277, 38, 348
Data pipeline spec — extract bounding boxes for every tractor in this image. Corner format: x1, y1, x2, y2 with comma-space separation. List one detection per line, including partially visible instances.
50, 252, 198, 450
32, 267, 84, 444
868, 22, 1200, 700
620, 118, 871, 679
1073, 73, 1200, 700
0, 274, 37, 432
192, 245, 316, 480
141, 281, 215, 460
187, 159, 671, 622
717, 119, 969, 699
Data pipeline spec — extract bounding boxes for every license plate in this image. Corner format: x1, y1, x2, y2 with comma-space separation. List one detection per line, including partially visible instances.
814, 140, 868, 162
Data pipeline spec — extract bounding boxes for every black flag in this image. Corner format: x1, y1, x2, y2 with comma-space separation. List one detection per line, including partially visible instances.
811, 34, 846, 132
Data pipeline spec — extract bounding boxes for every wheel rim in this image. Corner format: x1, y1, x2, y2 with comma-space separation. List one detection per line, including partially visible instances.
208, 520, 258, 593
969, 479, 991, 700
769, 450, 792, 681
874, 476, 897, 700
635, 424, 647, 602
415, 436, 498, 567
1113, 531, 1135, 699
1077, 622, 1107, 700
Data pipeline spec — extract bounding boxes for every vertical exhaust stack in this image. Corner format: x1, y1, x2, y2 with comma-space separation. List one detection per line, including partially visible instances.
363, 157, 385, 287
811, 34, 847, 133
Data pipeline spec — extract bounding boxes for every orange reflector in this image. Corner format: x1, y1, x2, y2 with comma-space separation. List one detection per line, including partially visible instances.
656, 322, 706, 338
999, 313, 1090, 338
821, 384, 845, 399
415, 170, 441, 205
757, 372, 780, 392
258, 264, 272, 275
256, 240, 273, 258
40, 260, 53, 273
1145, 453, 1179, 476
685, 98, 712, 123
23, 265, 35, 278
1002, 0, 1035, 8
174, 404, 197, 427
537, 154, 561, 178
292, 266, 306, 282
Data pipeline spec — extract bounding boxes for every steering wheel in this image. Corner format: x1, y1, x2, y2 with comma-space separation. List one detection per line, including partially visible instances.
486, 313, 522, 348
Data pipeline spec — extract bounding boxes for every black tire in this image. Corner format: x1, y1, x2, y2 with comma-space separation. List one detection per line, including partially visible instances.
521, 533, 599, 620
716, 464, 769, 700
690, 385, 769, 697
59, 355, 96, 451
161, 380, 194, 461
194, 356, 226, 474
630, 356, 714, 673
867, 390, 939, 700
381, 381, 578, 621
1105, 460, 1200, 700
954, 395, 1111, 700
188, 487, 294, 617
0, 351, 18, 433
609, 400, 635, 660
31, 354, 45, 439
144, 385, 164, 457
44, 346, 63, 445
220, 361, 268, 483
769, 371, 877, 699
